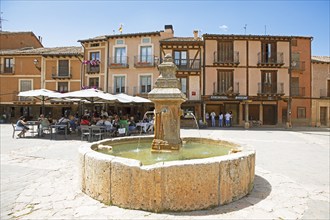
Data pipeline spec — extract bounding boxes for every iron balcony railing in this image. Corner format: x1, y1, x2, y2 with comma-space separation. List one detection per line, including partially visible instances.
213, 51, 239, 65
134, 56, 156, 68
320, 89, 330, 98
257, 52, 284, 65
51, 67, 72, 79
0, 64, 15, 74
291, 61, 306, 71
86, 64, 100, 73
109, 56, 129, 68
291, 87, 306, 96
213, 82, 239, 95
174, 59, 201, 71
258, 82, 284, 95
108, 86, 129, 94
133, 85, 153, 95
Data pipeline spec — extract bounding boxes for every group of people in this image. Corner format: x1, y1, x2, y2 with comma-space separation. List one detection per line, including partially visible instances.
15, 108, 150, 138
206, 111, 233, 127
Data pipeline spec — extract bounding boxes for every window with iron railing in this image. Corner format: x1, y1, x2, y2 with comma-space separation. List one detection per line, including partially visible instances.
89, 77, 99, 89
58, 82, 68, 93
216, 70, 234, 94
174, 50, 187, 68
140, 75, 152, 94
114, 76, 125, 93
19, 80, 32, 101
3, 58, 14, 73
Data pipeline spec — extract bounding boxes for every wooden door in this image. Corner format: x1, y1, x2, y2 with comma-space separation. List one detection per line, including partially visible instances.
320, 107, 327, 126
263, 105, 277, 125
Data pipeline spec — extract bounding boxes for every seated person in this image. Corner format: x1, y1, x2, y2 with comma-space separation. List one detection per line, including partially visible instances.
80, 115, 90, 126
128, 116, 137, 132
56, 114, 70, 133
104, 117, 114, 131
16, 116, 29, 138
38, 114, 50, 136
68, 115, 78, 132
96, 116, 106, 126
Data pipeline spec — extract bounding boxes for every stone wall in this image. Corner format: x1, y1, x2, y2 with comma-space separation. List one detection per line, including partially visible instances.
79, 137, 255, 212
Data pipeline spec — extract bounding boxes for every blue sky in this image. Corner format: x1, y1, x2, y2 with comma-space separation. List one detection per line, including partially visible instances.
1, 0, 329, 55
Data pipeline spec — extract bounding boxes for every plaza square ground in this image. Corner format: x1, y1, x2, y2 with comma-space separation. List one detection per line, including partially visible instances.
0, 124, 329, 219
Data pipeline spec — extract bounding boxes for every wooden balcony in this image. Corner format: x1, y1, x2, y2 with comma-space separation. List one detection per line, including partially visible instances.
257, 82, 284, 96
213, 51, 239, 66
291, 61, 305, 72
86, 64, 100, 73
174, 59, 201, 71
257, 52, 284, 67
51, 67, 72, 79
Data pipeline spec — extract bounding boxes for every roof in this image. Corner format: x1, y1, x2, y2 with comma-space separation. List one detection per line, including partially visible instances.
160, 37, 202, 42
203, 34, 312, 40
312, 56, 330, 63
78, 31, 161, 43
0, 46, 83, 56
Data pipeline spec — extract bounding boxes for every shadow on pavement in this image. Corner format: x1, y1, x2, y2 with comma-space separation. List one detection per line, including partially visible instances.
167, 175, 272, 216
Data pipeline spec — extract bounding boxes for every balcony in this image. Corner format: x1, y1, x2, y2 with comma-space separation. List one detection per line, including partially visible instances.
134, 56, 156, 68
257, 52, 284, 67
86, 64, 100, 73
51, 67, 72, 79
291, 87, 306, 96
0, 64, 15, 74
108, 86, 128, 94
174, 59, 201, 71
291, 61, 305, 72
320, 89, 330, 98
213, 82, 240, 96
109, 57, 129, 68
257, 82, 284, 96
213, 51, 239, 66
133, 85, 153, 96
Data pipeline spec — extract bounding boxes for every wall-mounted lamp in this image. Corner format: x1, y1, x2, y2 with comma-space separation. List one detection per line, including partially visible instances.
34, 59, 41, 70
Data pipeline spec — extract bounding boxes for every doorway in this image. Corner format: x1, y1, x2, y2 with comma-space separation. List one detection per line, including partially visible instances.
263, 105, 277, 125
320, 107, 328, 126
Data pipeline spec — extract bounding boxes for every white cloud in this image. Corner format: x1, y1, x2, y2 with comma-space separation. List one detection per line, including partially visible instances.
219, 25, 229, 32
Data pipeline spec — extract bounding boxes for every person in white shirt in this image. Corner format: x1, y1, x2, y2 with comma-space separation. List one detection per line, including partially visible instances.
210, 111, 216, 127
219, 112, 223, 127
225, 112, 231, 127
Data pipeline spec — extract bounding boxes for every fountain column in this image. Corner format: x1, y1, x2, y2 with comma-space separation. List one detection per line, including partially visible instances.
148, 54, 187, 151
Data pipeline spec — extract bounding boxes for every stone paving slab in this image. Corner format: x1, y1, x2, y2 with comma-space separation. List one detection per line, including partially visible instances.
0, 124, 329, 219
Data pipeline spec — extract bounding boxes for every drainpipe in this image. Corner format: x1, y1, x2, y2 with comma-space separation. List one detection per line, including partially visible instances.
80, 43, 86, 89
106, 40, 110, 92
287, 38, 292, 128
202, 36, 206, 122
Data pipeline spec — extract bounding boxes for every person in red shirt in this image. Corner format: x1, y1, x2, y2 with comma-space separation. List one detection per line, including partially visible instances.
80, 115, 90, 126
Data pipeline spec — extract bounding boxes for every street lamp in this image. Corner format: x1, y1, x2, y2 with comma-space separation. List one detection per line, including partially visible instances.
33, 59, 41, 70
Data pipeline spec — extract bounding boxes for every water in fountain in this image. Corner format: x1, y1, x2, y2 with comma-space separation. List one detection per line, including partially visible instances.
135, 110, 155, 152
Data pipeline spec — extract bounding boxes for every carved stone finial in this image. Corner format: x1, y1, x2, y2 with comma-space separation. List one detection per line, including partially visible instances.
164, 54, 173, 63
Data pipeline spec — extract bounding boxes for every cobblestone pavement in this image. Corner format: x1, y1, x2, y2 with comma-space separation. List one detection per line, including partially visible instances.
1, 124, 329, 219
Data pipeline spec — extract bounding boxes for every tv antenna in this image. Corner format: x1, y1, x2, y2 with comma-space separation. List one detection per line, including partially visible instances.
0, 12, 8, 31
243, 24, 247, 35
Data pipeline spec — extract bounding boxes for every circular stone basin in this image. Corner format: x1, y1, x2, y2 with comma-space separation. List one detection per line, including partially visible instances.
79, 136, 255, 212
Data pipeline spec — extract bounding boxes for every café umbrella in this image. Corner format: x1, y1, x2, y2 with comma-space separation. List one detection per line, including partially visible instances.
17, 89, 62, 115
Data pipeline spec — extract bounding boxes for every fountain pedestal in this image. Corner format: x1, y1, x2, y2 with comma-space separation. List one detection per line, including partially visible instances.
148, 54, 186, 151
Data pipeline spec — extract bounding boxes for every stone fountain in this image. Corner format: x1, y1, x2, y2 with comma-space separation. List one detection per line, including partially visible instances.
79, 54, 256, 213
148, 54, 186, 151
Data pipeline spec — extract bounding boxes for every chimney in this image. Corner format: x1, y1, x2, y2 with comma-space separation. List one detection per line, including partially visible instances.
164, 25, 173, 33
193, 30, 199, 40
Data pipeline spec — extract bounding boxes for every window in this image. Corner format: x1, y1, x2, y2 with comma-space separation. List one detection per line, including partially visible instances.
178, 77, 187, 94
58, 60, 69, 76
297, 107, 306, 119
261, 70, 277, 93
116, 39, 124, 45
19, 80, 32, 101
4, 58, 14, 73
261, 41, 277, 63
89, 77, 99, 89
58, 82, 68, 93
174, 51, 187, 68
327, 80, 330, 97
90, 52, 100, 61
114, 47, 127, 64
114, 76, 125, 93
291, 77, 300, 96
90, 43, 99, 47
217, 41, 234, 62
140, 46, 152, 63
140, 75, 151, 93
142, 37, 151, 44
217, 70, 233, 94
292, 39, 297, 47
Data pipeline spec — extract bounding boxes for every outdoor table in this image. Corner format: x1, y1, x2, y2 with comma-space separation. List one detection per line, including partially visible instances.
26, 121, 40, 137
136, 122, 151, 133
50, 124, 69, 140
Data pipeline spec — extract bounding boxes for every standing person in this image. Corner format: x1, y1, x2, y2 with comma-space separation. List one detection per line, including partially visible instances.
229, 111, 233, 127
219, 112, 223, 127
16, 116, 29, 138
225, 112, 231, 127
210, 111, 216, 127
205, 112, 209, 126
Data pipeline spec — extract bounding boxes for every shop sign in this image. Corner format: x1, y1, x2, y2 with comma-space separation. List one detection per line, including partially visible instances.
235, 96, 248, 100
210, 96, 228, 100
